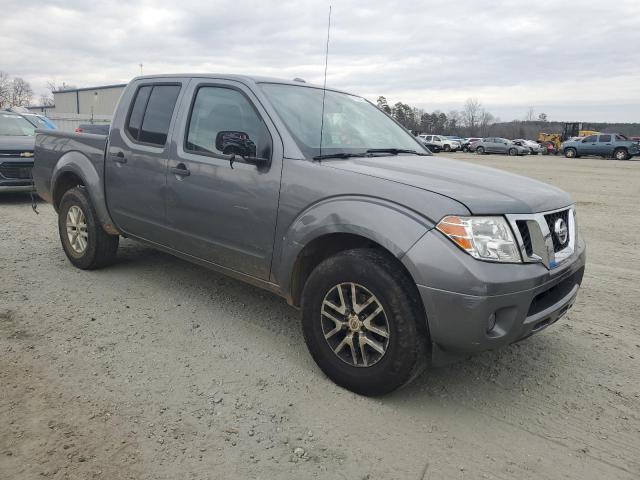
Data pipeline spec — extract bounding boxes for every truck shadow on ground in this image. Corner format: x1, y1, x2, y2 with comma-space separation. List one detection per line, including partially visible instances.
105, 238, 569, 405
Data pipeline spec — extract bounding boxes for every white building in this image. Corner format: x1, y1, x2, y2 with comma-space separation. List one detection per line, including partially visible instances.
28, 83, 127, 131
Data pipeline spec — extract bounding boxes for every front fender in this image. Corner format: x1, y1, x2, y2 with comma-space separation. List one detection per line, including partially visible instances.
52, 151, 119, 235
276, 195, 434, 296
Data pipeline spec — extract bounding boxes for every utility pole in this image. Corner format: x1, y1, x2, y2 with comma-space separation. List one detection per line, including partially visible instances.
139, 63, 144, 75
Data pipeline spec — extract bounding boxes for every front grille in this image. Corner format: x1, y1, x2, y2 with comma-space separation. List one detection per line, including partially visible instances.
544, 209, 570, 251
516, 220, 533, 256
0, 150, 29, 157
0, 162, 34, 180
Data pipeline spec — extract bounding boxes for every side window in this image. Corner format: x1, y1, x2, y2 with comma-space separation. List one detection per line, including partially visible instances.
186, 86, 271, 159
583, 135, 597, 142
126, 84, 181, 146
127, 86, 151, 140
598, 134, 611, 142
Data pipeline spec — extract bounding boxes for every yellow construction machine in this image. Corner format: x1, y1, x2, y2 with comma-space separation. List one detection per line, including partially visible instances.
538, 122, 599, 154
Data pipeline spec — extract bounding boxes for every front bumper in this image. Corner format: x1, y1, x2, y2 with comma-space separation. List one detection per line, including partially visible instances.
0, 159, 33, 191
403, 228, 586, 361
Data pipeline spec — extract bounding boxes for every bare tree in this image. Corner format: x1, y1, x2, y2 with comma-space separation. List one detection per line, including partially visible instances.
478, 110, 495, 136
9, 77, 33, 107
524, 106, 535, 122
538, 112, 548, 122
461, 98, 482, 134
0, 71, 11, 108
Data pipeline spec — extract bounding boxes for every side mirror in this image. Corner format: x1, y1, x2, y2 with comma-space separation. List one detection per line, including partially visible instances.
215, 130, 270, 167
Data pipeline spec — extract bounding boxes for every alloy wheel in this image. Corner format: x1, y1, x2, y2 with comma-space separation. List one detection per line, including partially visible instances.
320, 282, 390, 367
66, 205, 88, 254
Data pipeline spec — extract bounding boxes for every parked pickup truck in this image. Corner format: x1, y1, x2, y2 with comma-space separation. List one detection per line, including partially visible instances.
33, 74, 586, 395
561, 133, 639, 160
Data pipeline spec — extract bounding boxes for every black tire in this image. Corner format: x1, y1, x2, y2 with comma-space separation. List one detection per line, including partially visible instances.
564, 148, 577, 158
476, 146, 485, 154
508, 148, 517, 156
614, 148, 629, 161
58, 187, 119, 270
443, 144, 451, 152
301, 249, 428, 396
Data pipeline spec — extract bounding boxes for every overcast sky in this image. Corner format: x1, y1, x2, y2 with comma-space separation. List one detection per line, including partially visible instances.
2, 0, 639, 122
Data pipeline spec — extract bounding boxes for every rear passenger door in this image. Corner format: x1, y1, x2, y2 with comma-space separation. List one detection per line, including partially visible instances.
106, 79, 186, 244
164, 80, 283, 280
597, 134, 613, 156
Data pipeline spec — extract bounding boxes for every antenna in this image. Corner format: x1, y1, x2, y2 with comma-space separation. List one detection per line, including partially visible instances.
319, 5, 332, 158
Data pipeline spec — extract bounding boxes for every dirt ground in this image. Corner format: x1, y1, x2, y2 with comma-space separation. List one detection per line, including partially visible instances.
1, 153, 639, 480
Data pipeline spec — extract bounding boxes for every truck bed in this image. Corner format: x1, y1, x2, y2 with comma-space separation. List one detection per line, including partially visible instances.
33, 130, 107, 205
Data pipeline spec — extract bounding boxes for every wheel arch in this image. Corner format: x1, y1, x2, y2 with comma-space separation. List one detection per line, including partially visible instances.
51, 151, 120, 235
276, 196, 434, 307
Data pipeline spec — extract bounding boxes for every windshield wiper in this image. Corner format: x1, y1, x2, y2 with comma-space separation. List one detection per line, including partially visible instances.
365, 148, 430, 156
313, 152, 369, 160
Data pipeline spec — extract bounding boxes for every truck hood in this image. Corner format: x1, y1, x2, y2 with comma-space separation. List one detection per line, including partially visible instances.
0, 135, 35, 152
323, 154, 573, 214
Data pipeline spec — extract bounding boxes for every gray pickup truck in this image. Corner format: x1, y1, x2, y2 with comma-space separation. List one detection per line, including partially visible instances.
33, 74, 586, 395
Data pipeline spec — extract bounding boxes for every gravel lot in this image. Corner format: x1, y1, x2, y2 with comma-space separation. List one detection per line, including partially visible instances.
1, 153, 639, 479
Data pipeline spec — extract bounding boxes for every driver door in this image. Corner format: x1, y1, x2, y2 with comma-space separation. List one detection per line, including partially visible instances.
580, 135, 598, 156
165, 80, 283, 280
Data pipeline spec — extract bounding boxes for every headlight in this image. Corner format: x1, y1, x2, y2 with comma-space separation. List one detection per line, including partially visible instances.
436, 215, 522, 263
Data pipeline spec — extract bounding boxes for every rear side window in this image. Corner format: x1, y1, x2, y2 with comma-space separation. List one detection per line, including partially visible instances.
127, 86, 151, 140
598, 135, 611, 142
126, 84, 180, 146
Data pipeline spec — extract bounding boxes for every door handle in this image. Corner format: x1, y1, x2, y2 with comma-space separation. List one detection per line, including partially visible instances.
170, 164, 190, 176
110, 151, 127, 163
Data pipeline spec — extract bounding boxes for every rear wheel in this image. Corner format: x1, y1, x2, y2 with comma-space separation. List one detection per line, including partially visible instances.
564, 147, 577, 158
508, 148, 517, 156
301, 249, 428, 396
476, 146, 485, 154
614, 148, 629, 160
58, 187, 119, 270
443, 144, 451, 152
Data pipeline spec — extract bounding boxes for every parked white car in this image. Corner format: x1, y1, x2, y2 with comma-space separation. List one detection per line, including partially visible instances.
418, 134, 461, 152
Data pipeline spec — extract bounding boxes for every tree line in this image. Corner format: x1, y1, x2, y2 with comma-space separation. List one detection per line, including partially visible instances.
0, 72, 72, 110
0, 72, 34, 109
376, 95, 639, 139
376, 96, 500, 137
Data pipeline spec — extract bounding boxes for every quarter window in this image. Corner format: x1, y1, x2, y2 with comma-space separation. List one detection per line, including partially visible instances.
126, 84, 180, 146
127, 86, 151, 140
185, 86, 271, 159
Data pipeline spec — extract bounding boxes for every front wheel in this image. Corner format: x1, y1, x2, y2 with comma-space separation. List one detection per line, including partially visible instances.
443, 144, 451, 152
564, 148, 577, 158
58, 187, 119, 270
301, 249, 428, 396
508, 148, 518, 156
476, 146, 485, 154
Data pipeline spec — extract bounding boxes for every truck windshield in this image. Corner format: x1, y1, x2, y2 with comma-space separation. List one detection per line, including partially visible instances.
260, 83, 429, 158
0, 113, 36, 136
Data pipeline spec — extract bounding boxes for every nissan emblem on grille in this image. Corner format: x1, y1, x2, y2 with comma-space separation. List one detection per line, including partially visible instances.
554, 218, 568, 245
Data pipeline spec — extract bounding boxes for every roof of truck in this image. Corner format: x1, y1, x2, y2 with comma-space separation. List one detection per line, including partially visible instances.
129, 74, 353, 95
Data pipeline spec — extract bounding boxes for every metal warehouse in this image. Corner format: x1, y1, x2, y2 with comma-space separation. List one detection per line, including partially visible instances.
51, 84, 126, 115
